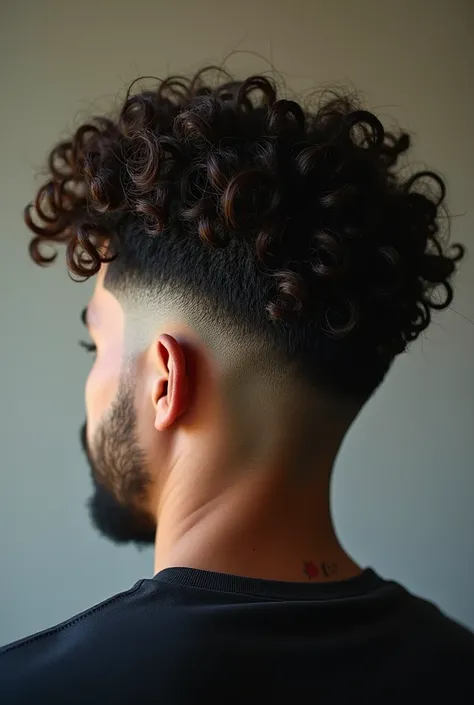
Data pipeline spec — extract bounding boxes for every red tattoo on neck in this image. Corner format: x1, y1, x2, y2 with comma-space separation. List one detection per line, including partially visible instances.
303, 561, 319, 579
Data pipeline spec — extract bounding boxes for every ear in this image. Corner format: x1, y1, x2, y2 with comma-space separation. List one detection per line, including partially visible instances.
152, 334, 189, 432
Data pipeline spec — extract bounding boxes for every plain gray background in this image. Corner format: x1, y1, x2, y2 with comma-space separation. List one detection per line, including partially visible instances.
1, 0, 473, 644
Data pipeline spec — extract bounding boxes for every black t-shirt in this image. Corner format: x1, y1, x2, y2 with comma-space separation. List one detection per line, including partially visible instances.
1, 567, 473, 703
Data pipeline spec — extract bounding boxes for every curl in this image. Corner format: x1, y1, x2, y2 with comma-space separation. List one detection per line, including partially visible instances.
310, 230, 348, 281
236, 75, 277, 111
345, 110, 384, 149
323, 299, 360, 337
405, 170, 446, 207
266, 269, 308, 321
266, 100, 305, 136
222, 169, 280, 232
126, 130, 162, 192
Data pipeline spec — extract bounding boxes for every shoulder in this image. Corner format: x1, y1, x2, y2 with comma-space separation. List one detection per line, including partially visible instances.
398, 588, 474, 674
0, 578, 159, 703
0, 579, 147, 658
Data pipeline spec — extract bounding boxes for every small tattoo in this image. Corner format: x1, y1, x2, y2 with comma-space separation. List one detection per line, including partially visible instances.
303, 561, 320, 579
303, 560, 338, 580
321, 561, 338, 578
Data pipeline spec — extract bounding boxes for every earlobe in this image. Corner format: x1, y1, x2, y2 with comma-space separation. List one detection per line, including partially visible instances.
153, 335, 189, 432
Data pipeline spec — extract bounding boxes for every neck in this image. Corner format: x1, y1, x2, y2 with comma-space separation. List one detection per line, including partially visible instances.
153, 453, 360, 583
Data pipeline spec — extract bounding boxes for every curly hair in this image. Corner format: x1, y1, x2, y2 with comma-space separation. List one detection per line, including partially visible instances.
26, 68, 464, 401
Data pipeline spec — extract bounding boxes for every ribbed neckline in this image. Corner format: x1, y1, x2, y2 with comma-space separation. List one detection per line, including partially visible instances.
153, 566, 385, 601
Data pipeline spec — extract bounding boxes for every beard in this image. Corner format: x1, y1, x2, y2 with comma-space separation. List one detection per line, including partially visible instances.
79, 380, 156, 546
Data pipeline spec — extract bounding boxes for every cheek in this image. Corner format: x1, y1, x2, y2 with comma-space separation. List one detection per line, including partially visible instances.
85, 346, 123, 439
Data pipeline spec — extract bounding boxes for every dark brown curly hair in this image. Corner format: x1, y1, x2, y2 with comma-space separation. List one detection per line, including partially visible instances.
26, 68, 464, 401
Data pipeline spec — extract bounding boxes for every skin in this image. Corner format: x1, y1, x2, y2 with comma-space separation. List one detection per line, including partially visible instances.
85, 265, 362, 583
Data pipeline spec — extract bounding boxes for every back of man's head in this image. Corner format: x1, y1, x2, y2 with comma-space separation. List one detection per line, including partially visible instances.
28, 68, 462, 403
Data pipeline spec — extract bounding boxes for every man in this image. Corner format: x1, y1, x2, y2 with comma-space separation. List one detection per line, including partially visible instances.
0, 68, 472, 703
